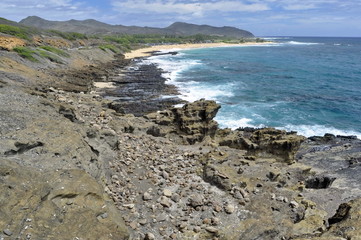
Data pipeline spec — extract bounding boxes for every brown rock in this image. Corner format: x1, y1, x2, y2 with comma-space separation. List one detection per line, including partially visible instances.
146, 99, 221, 144
218, 127, 305, 163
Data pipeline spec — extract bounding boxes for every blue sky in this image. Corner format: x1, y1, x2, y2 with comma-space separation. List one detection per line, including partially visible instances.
1, 0, 361, 36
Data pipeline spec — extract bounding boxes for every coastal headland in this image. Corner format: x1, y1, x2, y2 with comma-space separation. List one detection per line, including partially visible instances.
1, 31, 361, 240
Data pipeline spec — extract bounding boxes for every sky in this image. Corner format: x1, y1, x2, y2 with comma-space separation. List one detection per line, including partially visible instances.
1, 0, 361, 37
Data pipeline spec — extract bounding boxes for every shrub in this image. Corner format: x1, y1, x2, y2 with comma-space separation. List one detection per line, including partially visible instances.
13, 47, 38, 62
0, 24, 30, 40
99, 44, 120, 53
39, 46, 69, 57
37, 50, 63, 63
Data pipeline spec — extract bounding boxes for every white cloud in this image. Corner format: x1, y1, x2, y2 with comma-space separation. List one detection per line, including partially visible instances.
111, 0, 269, 17
0, 0, 98, 21
283, 4, 317, 10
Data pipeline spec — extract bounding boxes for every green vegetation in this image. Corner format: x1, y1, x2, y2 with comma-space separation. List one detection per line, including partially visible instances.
47, 30, 88, 41
37, 50, 63, 63
99, 44, 120, 53
103, 33, 259, 48
12, 45, 71, 63
39, 45, 70, 57
13, 47, 38, 62
0, 24, 30, 40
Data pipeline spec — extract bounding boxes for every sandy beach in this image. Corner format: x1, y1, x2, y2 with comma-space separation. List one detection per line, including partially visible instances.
124, 42, 272, 59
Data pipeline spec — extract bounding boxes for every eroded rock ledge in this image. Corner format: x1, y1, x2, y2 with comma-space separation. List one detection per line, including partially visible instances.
1, 47, 361, 240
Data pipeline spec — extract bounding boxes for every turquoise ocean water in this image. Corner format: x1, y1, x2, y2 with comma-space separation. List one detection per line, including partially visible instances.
145, 37, 361, 138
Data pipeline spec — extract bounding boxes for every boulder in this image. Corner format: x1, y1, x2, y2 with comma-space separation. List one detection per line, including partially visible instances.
145, 99, 221, 144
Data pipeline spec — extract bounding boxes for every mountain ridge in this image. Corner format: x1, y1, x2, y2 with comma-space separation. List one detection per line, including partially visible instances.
19, 16, 255, 38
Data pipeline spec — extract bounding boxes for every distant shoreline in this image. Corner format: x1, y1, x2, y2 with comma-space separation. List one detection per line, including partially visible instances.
124, 41, 273, 59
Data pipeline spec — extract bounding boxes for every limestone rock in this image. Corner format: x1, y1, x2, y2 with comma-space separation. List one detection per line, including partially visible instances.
0, 158, 129, 239
218, 127, 305, 163
145, 99, 221, 144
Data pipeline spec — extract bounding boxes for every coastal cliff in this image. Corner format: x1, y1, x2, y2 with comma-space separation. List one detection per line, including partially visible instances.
1, 34, 361, 240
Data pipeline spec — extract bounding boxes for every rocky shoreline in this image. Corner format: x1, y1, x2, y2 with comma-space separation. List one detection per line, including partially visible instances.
1, 46, 361, 240
95, 57, 184, 116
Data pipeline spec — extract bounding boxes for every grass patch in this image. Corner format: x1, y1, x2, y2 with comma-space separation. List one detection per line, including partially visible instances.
99, 44, 120, 53
39, 45, 69, 57
0, 24, 30, 40
13, 47, 38, 62
37, 50, 63, 63
13, 46, 65, 63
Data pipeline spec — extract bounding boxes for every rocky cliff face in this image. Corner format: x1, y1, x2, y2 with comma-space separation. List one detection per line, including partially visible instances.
1, 38, 361, 239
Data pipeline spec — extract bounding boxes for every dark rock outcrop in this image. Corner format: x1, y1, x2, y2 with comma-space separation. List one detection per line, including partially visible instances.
101, 62, 182, 116
305, 176, 336, 189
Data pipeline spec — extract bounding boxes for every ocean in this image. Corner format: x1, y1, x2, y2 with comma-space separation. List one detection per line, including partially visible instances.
143, 37, 361, 138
